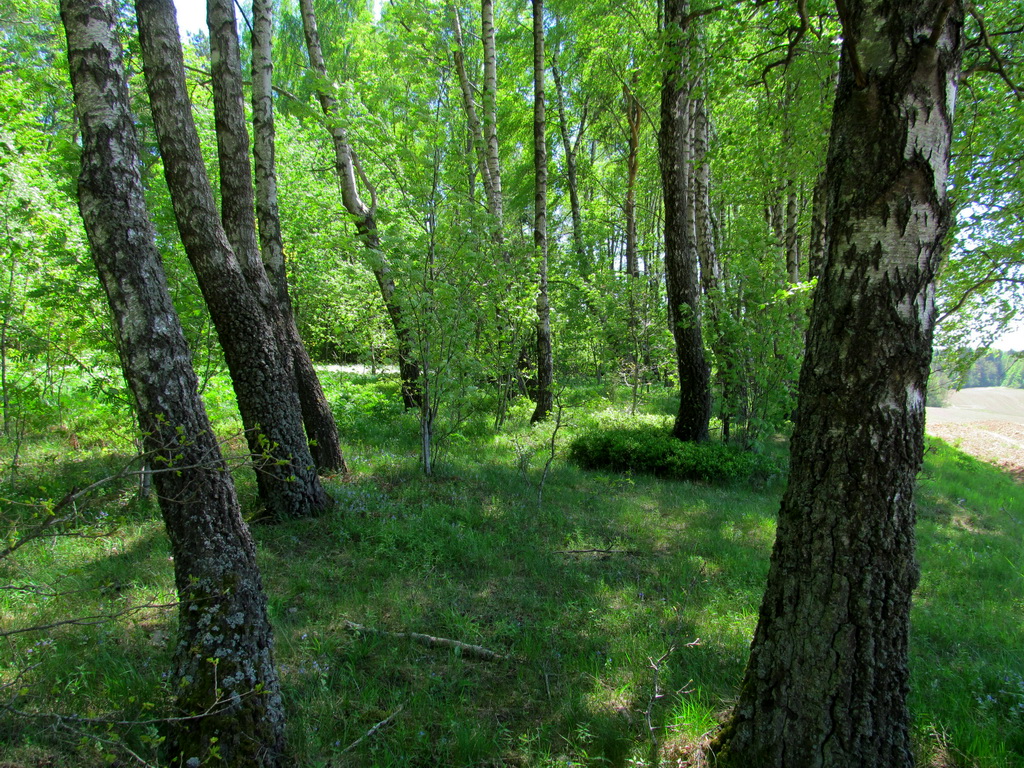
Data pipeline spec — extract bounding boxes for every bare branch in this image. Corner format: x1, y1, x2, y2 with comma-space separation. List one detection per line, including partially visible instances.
339, 705, 404, 755
966, 6, 1023, 99
343, 620, 508, 662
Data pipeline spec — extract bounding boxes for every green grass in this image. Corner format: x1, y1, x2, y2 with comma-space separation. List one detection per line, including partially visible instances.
1, 372, 1022, 766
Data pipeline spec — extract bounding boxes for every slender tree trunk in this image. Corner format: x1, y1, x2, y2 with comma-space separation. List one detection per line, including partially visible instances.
481, 0, 503, 227
551, 52, 587, 273
709, 0, 963, 764
530, 0, 553, 424
785, 179, 800, 283
136, 0, 331, 521
297, 0, 421, 409
692, 96, 719, 295
251, 0, 346, 472
624, 76, 642, 279
61, 2, 285, 764
659, 0, 710, 443
808, 170, 827, 280
451, 4, 495, 214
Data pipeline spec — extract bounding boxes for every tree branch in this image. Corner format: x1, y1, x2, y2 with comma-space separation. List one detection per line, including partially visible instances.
966, 6, 1023, 99
343, 620, 508, 662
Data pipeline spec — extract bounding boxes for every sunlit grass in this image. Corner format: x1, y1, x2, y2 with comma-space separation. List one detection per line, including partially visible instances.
1, 374, 1022, 766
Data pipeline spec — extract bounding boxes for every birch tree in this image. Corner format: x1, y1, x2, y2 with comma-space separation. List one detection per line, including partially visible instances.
710, 0, 964, 762
61, 0, 285, 761
135, 0, 331, 521
659, 0, 711, 442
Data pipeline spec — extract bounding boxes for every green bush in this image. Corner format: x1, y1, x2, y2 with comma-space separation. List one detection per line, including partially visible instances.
568, 425, 783, 484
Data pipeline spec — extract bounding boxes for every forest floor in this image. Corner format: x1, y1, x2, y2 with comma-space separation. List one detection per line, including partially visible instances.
3, 375, 1023, 767
927, 386, 1024, 478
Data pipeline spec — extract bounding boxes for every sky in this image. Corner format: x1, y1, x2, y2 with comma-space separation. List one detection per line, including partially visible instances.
992, 324, 1024, 351
173, 0, 206, 36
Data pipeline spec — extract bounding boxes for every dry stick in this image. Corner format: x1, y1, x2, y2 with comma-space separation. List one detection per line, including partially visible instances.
555, 548, 643, 556
645, 646, 675, 768
342, 620, 508, 662
338, 705, 404, 756
537, 397, 565, 509
0, 599, 178, 639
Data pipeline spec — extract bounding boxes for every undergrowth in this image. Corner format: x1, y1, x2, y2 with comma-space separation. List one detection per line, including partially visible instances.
568, 422, 783, 484
0, 372, 1021, 766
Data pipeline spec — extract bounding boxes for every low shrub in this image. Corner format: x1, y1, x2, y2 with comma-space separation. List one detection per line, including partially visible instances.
568, 424, 783, 484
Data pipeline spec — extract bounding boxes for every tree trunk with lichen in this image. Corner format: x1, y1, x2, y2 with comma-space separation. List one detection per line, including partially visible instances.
61, 1, 285, 763
136, 0, 331, 522
709, 0, 963, 764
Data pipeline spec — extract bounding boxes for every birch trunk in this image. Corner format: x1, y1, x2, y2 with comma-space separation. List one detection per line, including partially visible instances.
808, 170, 827, 280
481, 0, 503, 227
61, 2, 285, 762
530, 0, 553, 424
136, 0, 330, 521
298, 0, 421, 409
551, 53, 586, 271
451, 5, 495, 212
659, 0, 711, 443
710, 0, 963, 763
251, 0, 346, 472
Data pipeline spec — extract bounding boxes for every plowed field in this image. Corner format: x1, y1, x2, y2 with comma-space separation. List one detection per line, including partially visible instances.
926, 387, 1024, 477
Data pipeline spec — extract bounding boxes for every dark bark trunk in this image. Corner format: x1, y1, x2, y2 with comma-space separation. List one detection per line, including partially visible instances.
709, 0, 963, 765
298, 0, 421, 409
552, 52, 586, 273
785, 179, 800, 283
624, 76, 642, 279
659, 0, 711, 443
808, 170, 827, 280
136, 0, 331, 521
60, 2, 285, 764
251, 0, 346, 472
530, 0, 553, 424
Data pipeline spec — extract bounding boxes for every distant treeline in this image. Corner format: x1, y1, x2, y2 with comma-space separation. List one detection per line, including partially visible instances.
963, 350, 1024, 388
928, 350, 1024, 407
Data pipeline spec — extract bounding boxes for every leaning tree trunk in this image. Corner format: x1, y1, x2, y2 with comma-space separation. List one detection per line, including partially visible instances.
659, 0, 711, 443
709, 0, 963, 765
297, 0, 420, 409
136, 0, 331, 521
250, 0, 346, 472
530, 0, 553, 424
61, 2, 285, 764
451, 3, 497, 217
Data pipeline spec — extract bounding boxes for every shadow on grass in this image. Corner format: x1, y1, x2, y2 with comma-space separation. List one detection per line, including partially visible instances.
254, 450, 778, 767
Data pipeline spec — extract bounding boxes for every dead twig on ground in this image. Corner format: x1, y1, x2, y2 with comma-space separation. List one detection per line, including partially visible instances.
337, 705, 404, 757
342, 620, 508, 662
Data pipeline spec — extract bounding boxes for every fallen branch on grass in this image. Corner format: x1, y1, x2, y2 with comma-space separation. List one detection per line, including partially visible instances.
342, 620, 508, 662
555, 548, 642, 556
338, 705, 403, 756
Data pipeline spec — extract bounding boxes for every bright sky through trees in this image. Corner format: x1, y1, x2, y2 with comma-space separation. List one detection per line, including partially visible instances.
172, 0, 204, 35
